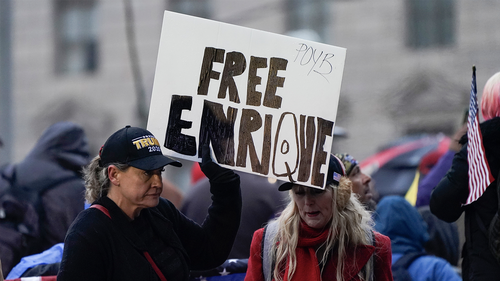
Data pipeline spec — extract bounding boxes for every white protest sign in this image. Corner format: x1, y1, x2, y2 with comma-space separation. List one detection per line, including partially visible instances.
148, 11, 346, 189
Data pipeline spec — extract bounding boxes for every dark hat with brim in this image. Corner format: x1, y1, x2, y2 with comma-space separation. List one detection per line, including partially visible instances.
127, 154, 181, 171
278, 154, 346, 191
99, 125, 182, 170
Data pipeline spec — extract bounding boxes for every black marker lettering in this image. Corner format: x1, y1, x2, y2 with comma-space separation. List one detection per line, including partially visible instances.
247, 56, 267, 106
198, 47, 225, 96
236, 109, 272, 175
311, 117, 334, 187
165, 95, 197, 156
198, 100, 237, 166
272, 112, 299, 179
263, 57, 287, 109
218, 51, 246, 103
297, 115, 316, 182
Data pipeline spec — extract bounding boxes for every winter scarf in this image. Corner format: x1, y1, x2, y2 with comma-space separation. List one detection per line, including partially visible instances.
283, 222, 330, 281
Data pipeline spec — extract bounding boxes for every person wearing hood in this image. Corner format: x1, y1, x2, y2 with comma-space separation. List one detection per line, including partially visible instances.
374, 196, 461, 281
0, 121, 90, 275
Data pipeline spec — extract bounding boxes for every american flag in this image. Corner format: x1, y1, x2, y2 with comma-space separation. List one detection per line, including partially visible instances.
465, 66, 494, 205
6, 277, 57, 281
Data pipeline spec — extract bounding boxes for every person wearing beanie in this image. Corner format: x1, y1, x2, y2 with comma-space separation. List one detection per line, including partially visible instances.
245, 155, 392, 281
57, 126, 242, 281
335, 153, 377, 211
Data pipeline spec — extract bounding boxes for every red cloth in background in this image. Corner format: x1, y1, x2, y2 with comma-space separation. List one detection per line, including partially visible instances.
191, 162, 206, 185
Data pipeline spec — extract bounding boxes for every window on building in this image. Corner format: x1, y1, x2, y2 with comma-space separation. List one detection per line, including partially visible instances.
54, 0, 98, 74
169, 0, 212, 19
285, 0, 328, 42
405, 0, 455, 49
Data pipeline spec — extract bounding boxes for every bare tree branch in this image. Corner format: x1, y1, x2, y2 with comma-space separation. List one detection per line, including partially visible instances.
123, 0, 148, 127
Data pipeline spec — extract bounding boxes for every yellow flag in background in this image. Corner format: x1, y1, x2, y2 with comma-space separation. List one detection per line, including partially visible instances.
405, 170, 420, 206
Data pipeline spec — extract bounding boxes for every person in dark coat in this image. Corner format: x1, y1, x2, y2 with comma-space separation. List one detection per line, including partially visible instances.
0, 121, 90, 275
181, 169, 288, 259
430, 71, 500, 280
57, 126, 242, 281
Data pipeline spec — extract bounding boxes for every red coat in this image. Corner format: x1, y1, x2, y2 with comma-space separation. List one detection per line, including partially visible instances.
245, 228, 393, 281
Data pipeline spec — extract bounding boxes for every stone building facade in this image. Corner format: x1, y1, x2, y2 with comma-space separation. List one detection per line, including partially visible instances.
3, 0, 500, 190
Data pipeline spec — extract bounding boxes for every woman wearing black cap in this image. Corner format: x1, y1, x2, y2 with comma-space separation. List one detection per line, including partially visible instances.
57, 126, 242, 281
245, 155, 392, 281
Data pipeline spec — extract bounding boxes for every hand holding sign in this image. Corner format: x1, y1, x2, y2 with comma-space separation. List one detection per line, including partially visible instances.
200, 143, 234, 182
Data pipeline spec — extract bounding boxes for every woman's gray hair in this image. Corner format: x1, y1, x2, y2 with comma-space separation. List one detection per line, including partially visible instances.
83, 156, 129, 203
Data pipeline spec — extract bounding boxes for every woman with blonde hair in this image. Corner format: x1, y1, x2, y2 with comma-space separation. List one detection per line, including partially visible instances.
245, 155, 392, 281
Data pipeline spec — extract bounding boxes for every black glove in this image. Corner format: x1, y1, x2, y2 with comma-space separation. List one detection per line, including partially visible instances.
199, 144, 233, 181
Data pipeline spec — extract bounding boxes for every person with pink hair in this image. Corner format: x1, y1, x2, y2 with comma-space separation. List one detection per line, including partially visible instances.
430, 71, 500, 281
481, 71, 500, 121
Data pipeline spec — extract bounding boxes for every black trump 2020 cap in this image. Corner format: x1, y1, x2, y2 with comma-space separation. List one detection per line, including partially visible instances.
99, 125, 182, 170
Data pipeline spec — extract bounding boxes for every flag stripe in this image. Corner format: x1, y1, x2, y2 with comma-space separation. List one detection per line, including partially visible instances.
466, 67, 494, 205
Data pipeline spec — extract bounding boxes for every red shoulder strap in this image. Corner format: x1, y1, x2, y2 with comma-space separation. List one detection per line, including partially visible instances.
90, 204, 111, 219
143, 251, 168, 281
90, 204, 168, 281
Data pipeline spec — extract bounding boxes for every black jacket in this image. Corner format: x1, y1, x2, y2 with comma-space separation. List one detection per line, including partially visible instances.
430, 117, 500, 281
0, 121, 89, 275
181, 171, 287, 259
57, 173, 241, 281
15, 121, 90, 251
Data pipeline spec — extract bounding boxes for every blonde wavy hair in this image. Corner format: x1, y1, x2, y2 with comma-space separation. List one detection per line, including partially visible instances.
270, 176, 374, 281
83, 156, 129, 203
